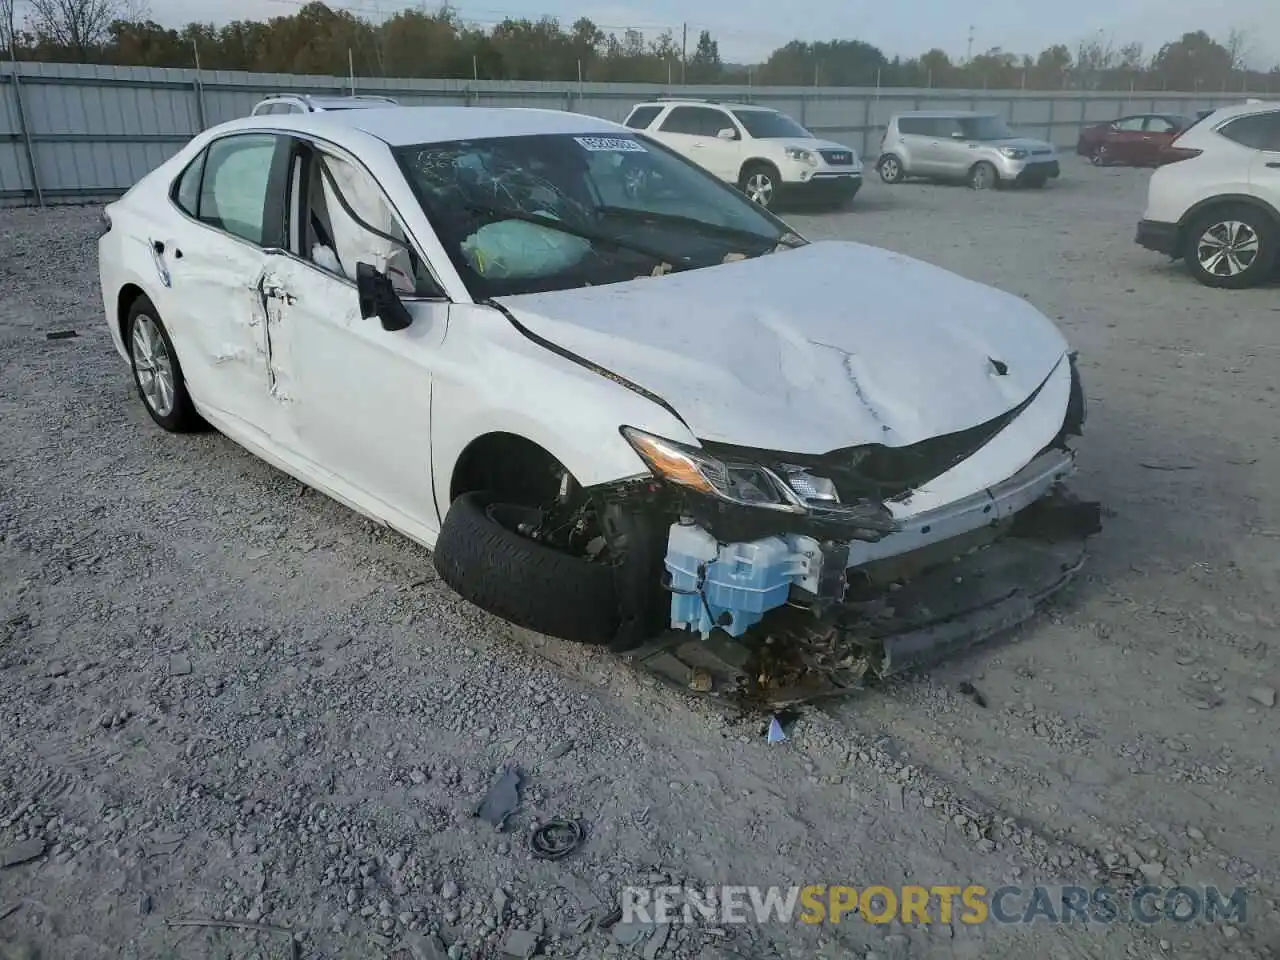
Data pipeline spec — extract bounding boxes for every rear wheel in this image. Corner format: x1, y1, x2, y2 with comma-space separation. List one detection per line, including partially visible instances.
1183, 204, 1277, 289
878, 154, 905, 184
1090, 144, 1109, 166
125, 296, 203, 432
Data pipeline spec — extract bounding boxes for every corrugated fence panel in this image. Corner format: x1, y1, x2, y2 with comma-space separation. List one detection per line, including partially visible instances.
0, 60, 1265, 205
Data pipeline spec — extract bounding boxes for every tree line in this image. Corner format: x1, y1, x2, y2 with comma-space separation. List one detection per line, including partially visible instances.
1, 0, 1278, 93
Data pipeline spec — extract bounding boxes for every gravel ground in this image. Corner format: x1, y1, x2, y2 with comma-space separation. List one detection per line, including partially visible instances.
1, 156, 1277, 960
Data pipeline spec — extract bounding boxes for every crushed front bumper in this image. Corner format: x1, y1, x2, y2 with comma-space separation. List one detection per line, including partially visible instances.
634, 448, 1101, 708
664, 448, 1078, 639
629, 486, 1099, 708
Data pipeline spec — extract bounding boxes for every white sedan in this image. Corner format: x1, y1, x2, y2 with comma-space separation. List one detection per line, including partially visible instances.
98, 106, 1099, 693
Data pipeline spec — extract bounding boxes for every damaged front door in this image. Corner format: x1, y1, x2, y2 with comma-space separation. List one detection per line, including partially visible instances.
164, 132, 291, 440
259, 141, 448, 540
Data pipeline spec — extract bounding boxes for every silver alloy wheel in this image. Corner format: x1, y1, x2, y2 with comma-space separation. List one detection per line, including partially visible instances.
1196, 220, 1260, 277
130, 314, 176, 417
880, 156, 900, 181
745, 171, 774, 205
970, 163, 994, 190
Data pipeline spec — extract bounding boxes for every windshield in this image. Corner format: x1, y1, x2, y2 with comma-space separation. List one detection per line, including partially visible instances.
732, 110, 813, 139
957, 116, 1016, 140
394, 133, 795, 299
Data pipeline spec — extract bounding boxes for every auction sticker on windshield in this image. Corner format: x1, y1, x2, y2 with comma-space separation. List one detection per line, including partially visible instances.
575, 136, 647, 152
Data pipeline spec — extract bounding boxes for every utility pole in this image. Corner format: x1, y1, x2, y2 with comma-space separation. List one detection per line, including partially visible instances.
966, 25, 974, 63
681, 23, 687, 85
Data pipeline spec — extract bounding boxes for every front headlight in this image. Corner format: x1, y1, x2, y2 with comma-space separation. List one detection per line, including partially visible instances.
621, 428, 805, 513
784, 147, 818, 166
999, 146, 1029, 160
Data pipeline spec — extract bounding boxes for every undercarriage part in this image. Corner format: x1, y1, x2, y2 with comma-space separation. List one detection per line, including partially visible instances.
627, 528, 1092, 710
664, 521, 823, 638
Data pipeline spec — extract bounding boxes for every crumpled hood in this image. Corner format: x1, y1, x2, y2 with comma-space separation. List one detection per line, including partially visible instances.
495, 241, 1070, 454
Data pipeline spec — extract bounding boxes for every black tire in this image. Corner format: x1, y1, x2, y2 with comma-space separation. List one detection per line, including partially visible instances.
738, 162, 779, 209
1026, 176, 1048, 189
432, 491, 620, 645
968, 161, 998, 190
878, 154, 905, 184
1090, 144, 1109, 166
125, 295, 203, 432
1183, 204, 1278, 290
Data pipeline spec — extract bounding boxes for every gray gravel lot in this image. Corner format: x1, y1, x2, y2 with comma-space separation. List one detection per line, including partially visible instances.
1, 156, 1277, 960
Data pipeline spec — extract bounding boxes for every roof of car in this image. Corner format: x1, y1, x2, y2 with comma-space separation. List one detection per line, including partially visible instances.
1198, 100, 1279, 122
257, 94, 398, 108
227, 105, 624, 146
633, 99, 772, 111
893, 109, 995, 119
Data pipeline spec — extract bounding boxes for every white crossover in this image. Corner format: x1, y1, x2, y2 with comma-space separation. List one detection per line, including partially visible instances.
623, 98, 863, 209
98, 105, 1098, 683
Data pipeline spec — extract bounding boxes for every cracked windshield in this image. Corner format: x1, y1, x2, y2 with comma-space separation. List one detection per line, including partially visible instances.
395, 134, 799, 296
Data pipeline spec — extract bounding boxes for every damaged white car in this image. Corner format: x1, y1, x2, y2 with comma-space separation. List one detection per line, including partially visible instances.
98, 106, 1100, 705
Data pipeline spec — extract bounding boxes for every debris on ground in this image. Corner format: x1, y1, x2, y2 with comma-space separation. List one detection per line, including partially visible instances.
476, 765, 523, 829
766, 717, 787, 743
0, 839, 45, 869
529, 819, 585, 860
1248, 686, 1276, 708
500, 928, 541, 958
44, 330, 78, 340
957, 681, 988, 707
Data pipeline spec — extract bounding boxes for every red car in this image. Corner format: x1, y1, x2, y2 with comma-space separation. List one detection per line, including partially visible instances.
1076, 114, 1195, 167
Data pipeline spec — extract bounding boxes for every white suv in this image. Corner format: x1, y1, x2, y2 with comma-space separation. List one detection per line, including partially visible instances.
1137, 101, 1280, 288
622, 99, 863, 209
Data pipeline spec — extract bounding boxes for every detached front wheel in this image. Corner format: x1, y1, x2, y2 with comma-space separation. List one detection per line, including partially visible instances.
432, 491, 621, 645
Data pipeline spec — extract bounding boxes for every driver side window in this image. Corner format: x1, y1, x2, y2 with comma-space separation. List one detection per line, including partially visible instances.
292, 144, 440, 298
1114, 117, 1145, 132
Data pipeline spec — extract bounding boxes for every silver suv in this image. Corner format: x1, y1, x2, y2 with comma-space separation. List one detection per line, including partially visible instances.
250, 94, 399, 116
878, 111, 1060, 189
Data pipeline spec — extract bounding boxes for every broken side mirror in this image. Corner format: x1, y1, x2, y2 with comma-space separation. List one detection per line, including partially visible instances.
356, 261, 413, 332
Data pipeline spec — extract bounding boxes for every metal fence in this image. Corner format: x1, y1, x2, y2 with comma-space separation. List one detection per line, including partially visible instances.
0, 60, 1267, 207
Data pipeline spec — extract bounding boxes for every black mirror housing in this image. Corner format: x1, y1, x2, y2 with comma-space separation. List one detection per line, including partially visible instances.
356, 261, 413, 332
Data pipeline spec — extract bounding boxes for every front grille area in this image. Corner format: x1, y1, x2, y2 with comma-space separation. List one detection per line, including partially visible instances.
819, 149, 854, 165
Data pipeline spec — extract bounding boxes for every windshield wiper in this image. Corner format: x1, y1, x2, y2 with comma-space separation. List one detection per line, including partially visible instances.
461, 203, 691, 268
595, 206, 782, 248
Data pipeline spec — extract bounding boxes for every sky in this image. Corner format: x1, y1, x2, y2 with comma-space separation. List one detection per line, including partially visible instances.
139, 0, 1280, 69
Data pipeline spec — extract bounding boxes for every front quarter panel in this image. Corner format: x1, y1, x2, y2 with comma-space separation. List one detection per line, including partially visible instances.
431, 304, 695, 515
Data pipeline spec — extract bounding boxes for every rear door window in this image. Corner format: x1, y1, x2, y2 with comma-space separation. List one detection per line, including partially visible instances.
897, 117, 929, 136
625, 106, 662, 130
1114, 116, 1145, 132
1218, 112, 1280, 151
198, 134, 283, 245
660, 106, 725, 137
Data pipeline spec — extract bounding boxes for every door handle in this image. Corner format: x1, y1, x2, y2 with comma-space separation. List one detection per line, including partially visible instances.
261, 281, 296, 305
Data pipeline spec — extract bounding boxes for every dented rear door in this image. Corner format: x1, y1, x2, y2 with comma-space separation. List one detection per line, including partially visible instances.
163, 132, 291, 442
